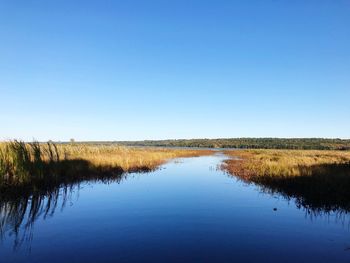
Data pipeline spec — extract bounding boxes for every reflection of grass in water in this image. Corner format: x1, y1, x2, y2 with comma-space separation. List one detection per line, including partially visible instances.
0, 141, 213, 250
0, 173, 130, 250
0, 140, 212, 192
0, 188, 64, 250
223, 150, 350, 213
0, 141, 212, 250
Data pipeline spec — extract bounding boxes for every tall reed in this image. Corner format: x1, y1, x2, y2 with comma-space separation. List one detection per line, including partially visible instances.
0, 141, 62, 185
0, 141, 213, 190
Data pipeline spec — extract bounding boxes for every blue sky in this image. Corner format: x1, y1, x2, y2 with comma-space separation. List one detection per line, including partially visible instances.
1, 1, 349, 141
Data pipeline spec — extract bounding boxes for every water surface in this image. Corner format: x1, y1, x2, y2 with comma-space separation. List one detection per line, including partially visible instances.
1, 154, 350, 262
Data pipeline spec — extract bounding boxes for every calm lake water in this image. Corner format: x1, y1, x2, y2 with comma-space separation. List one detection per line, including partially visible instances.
1, 154, 350, 262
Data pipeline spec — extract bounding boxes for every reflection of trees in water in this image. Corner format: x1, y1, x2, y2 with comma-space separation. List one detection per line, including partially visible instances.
0, 174, 129, 250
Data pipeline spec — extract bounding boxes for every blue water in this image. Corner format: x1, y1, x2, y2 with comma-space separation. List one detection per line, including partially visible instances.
1, 154, 350, 262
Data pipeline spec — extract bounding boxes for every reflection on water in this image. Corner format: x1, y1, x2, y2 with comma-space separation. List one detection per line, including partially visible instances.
258, 184, 350, 219
0, 174, 129, 251
1, 186, 75, 250
1, 154, 350, 262
223, 164, 350, 216
260, 188, 350, 227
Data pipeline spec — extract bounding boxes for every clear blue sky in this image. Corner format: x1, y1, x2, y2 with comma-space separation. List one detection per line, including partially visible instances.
1, 1, 349, 141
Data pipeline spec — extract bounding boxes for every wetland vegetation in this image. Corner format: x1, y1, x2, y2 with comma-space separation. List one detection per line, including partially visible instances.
222, 149, 350, 212
1, 153, 350, 262
1, 140, 350, 214
0, 140, 212, 195
1, 143, 350, 260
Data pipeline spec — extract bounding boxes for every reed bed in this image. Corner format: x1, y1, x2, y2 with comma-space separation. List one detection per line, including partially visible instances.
0, 142, 213, 247
59, 144, 212, 172
223, 149, 350, 179
223, 149, 350, 211
0, 141, 212, 191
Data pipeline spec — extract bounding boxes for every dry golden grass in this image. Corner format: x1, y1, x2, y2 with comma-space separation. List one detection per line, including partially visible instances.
57, 144, 213, 172
0, 141, 213, 190
223, 149, 350, 179
223, 149, 350, 211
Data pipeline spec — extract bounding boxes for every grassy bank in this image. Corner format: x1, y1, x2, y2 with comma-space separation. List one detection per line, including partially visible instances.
0, 141, 213, 247
223, 150, 350, 211
0, 141, 213, 193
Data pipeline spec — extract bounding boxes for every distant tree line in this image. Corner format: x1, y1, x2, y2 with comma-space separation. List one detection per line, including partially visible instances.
115, 138, 350, 150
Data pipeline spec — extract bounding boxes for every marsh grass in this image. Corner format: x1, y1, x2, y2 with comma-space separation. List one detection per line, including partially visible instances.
59, 143, 211, 172
0, 141, 60, 185
223, 150, 350, 212
0, 141, 212, 249
0, 140, 212, 194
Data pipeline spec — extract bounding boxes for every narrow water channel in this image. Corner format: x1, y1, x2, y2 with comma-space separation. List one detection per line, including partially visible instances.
1, 154, 349, 262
